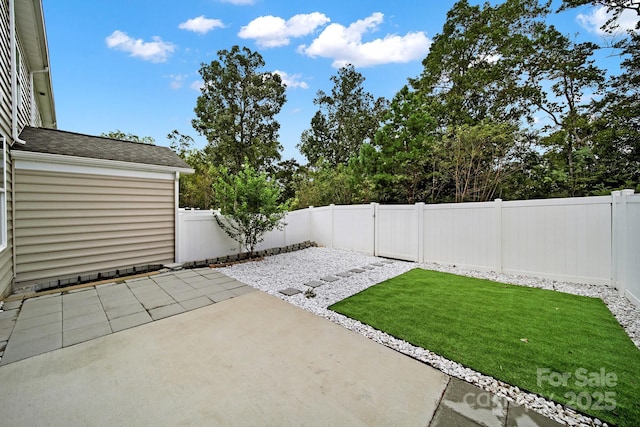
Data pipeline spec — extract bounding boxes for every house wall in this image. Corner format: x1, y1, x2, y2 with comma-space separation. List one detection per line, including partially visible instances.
0, 1, 11, 298
13, 167, 176, 290
0, 141, 13, 298
0, 0, 36, 297
0, 1, 11, 135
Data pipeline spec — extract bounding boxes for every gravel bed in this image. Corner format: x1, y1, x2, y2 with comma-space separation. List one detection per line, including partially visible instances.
220, 247, 639, 427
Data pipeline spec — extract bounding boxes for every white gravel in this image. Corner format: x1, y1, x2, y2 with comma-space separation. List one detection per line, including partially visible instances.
220, 247, 639, 427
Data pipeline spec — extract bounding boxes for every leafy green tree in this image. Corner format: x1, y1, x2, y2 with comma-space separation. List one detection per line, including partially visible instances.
271, 158, 305, 205
193, 46, 286, 174
213, 163, 288, 256
412, 0, 549, 129
523, 25, 605, 196
292, 161, 373, 209
443, 121, 529, 202
168, 130, 215, 208
298, 65, 387, 167
101, 130, 155, 144
369, 86, 442, 203
560, 1, 640, 31
587, 33, 640, 192
405, 0, 546, 202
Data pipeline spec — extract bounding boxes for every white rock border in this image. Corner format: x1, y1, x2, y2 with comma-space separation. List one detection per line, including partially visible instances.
220, 247, 638, 427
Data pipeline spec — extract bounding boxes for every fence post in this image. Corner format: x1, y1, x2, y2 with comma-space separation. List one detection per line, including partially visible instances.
371, 202, 378, 256
494, 198, 503, 273
612, 189, 635, 296
330, 204, 335, 249
308, 206, 314, 244
416, 202, 425, 263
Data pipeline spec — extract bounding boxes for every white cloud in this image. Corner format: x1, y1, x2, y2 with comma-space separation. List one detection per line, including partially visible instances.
238, 12, 330, 48
221, 0, 254, 4
105, 30, 175, 63
273, 70, 309, 89
298, 12, 431, 68
576, 5, 639, 35
167, 74, 190, 89
179, 16, 224, 34
190, 80, 204, 91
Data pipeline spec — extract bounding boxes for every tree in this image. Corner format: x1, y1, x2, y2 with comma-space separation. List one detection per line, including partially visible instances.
443, 121, 528, 202
101, 130, 155, 144
213, 163, 288, 257
292, 162, 371, 209
369, 86, 443, 203
522, 25, 605, 196
167, 130, 216, 209
271, 158, 305, 205
560, 1, 640, 32
404, 0, 547, 202
587, 33, 640, 192
298, 65, 387, 167
412, 0, 549, 129
193, 46, 286, 175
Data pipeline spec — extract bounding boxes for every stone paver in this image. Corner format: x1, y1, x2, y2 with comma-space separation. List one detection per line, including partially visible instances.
0, 320, 15, 342
506, 403, 564, 426
109, 311, 152, 333
0, 268, 256, 365
208, 290, 236, 302
17, 302, 61, 320
208, 276, 236, 286
149, 303, 185, 321
305, 280, 324, 288
320, 276, 340, 282
349, 268, 366, 273
430, 378, 564, 427
2, 300, 22, 310
231, 286, 256, 297
220, 280, 245, 290
63, 311, 108, 332
279, 288, 301, 296
11, 321, 61, 341
171, 288, 206, 302
63, 322, 112, 347
336, 272, 352, 278
432, 378, 508, 427
1, 333, 62, 365
179, 296, 212, 311
104, 303, 145, 321
13, 311, 61, 331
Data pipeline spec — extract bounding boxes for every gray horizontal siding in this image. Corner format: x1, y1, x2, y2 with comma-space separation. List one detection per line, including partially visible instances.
14, 169, 175, 287
0, 146, 13, 298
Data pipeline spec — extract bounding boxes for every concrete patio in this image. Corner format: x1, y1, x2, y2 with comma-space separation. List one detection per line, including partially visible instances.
0, 268, 254, 365
0, 269, 564, 426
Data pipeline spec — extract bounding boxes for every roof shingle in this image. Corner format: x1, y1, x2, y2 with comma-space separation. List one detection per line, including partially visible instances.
14, 127, 191, 170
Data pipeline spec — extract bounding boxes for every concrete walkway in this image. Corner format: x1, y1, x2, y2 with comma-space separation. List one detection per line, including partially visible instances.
0, 270, 563, 426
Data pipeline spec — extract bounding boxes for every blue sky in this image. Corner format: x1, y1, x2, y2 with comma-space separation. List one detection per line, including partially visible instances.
43, 0, 637, 163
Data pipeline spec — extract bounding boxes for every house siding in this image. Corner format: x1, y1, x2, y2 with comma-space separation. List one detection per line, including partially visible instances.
0, 1, 11, 135
0, 147, 13, 298
14, 169, 175, 289
0, 0, 13, 297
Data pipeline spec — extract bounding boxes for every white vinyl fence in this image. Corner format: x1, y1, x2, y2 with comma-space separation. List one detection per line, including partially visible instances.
612, 190, 640, 307
176, 190, 640, 307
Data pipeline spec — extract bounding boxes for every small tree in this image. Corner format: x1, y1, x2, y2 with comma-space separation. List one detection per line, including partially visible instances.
213, 163, 288, 257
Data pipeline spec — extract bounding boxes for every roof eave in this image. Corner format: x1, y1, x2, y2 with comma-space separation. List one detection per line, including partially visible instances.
15, 0, 56, 128
10, 150, 194, 175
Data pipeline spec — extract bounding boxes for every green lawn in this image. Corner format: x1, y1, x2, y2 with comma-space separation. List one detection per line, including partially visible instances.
328, 268, 640, 426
